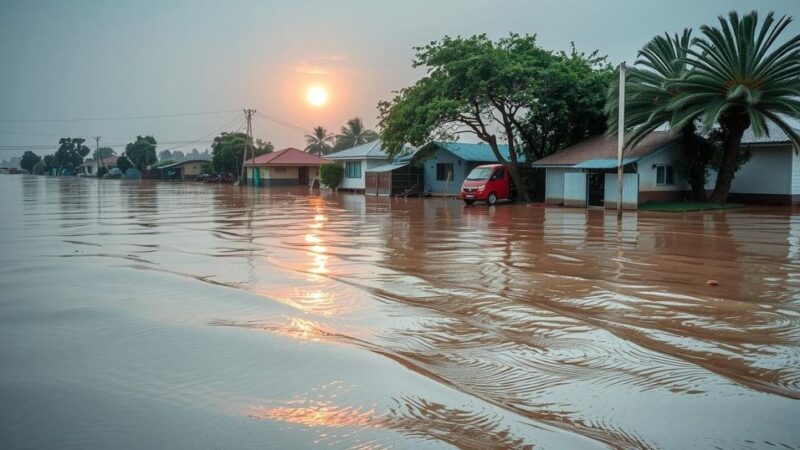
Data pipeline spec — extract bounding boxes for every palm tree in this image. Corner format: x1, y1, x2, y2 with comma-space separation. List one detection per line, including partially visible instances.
304, 126, 334, 155
606, 30, 711, 200
671, 11, 800, 202
333, 117, 379, 150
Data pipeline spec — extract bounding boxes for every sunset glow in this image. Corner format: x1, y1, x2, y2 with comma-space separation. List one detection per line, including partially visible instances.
306, 86, 328, 107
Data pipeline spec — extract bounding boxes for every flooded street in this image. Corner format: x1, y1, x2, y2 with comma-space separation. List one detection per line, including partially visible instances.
1, 175, 799, 449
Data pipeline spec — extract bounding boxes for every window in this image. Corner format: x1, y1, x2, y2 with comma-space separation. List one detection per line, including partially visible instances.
656, 164, 674, 185
345, 161, 362, 178
492, 169, 504, 180
436, 163, 454, 181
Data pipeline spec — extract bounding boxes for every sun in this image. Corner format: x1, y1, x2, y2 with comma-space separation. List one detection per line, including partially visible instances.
306, 86, 328, 107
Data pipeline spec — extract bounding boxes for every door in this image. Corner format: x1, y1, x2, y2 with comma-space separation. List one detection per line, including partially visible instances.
298, 167, 309, 185
378, 172, 391, 196
365, 172, 378, 195
490, 168, 509, 199
587, 171, 605, 206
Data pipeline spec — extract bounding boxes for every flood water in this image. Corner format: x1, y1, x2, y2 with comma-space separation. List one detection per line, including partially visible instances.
1, 175, 799, 449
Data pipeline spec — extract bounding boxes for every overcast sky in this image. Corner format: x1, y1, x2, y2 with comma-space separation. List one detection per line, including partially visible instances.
1, 0, 798, 158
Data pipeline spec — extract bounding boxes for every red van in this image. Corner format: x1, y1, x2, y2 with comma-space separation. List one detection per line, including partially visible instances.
461, 164, 516, 206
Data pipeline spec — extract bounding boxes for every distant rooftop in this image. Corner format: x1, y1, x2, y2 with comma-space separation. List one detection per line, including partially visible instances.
325, 140, 389, 160
420, 141, 519, 162
245, 147, 328, 166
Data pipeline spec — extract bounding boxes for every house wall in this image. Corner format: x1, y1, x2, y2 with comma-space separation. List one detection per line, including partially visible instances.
793, 148, 800, 196
563, 172, 587, 207
545, 168, 568, 204
604, 173, 639, 209
637, 144, 690, 192
731, 145, 792, 195
337, 158, 388, 190
245, 165, 320, 187
421, 149, 472, 195
181, 162, 204, 176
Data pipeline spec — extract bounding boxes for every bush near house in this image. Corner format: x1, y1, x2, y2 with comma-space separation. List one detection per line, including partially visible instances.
320, 163, 344, 189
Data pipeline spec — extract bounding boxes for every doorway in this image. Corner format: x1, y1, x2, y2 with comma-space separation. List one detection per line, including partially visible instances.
587, 172, 605, 207
298, 167, 309, 185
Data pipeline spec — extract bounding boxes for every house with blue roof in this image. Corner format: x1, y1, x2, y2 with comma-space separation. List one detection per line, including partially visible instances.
414, 141, 519, 196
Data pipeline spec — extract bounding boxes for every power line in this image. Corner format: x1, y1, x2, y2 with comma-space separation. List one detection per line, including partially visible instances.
254, 112, 312, 134
0, 109, 241, 123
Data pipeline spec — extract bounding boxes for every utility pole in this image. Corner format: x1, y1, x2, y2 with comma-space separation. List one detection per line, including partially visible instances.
616, 62, 626, 221
94, 136, 101, 177
239, 109, 256, 185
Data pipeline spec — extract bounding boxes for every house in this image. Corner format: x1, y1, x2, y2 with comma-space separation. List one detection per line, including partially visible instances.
710, 123, 800, 205
414, 141, 517, 196
244, 147, 327, 187
324, 140, 391, 192
76, 156, 119, 176
158, 159, 209, 181
531, 131, 685, 209
364, 152, 424, 196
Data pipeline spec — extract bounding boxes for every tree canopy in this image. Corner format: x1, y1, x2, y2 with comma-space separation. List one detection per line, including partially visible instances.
334, 117, 378, 150
54, 138, 90, 172
125, 135, 158, 172
304, 126, 334, 155
211, 132, 272, 174
20, 151, 41, 173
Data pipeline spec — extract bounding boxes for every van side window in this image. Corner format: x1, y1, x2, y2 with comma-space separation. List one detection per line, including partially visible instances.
493, 169, 504, 180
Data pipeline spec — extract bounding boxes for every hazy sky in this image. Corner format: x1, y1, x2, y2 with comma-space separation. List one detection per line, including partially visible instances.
1, 0, 799, 158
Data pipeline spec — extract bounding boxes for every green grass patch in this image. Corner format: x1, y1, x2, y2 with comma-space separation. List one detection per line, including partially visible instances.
639, 201, 744, 212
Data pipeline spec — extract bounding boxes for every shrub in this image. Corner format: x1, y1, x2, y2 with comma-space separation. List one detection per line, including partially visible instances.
319, 163, 344, 189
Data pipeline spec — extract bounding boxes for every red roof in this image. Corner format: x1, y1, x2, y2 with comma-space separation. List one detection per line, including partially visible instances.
245, 147, 328, 166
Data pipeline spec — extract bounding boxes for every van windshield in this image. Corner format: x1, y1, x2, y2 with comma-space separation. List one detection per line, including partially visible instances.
466, 167, 494, 181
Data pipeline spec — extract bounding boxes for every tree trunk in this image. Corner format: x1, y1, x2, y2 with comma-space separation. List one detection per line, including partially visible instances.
709, 119, 748, 203
688, 160, 708, 201
501, 122, 530, 202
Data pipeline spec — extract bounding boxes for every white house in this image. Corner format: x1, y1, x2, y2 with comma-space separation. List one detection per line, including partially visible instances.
711, 124, 800, 205
324, 140, 391, 192
533, 124, 800, 208
532, 131, 687, 209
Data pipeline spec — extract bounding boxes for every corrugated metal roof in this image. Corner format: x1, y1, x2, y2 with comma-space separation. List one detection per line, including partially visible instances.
423, 141, 520, 162
325, 140, 389, 160
366, 162, 409, 173
574, 158, 639, 169
741, 122, 800, 145
531, 131, 680, 167
157, 159, 210, 170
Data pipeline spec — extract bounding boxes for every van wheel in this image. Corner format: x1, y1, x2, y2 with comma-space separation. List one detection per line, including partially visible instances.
464, 199, 475, 206
487, 193, 498, 206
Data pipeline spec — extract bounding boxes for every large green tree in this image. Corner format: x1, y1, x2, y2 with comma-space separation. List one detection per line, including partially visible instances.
96, 147, 115, 159
54, 138, 90, 173
211, 132, 272, 175
334, 117, 379, 150
19, 151, 41, 173
379, 34, 595, 200
304, 126, 334, 155
673, 11, 800, 202
516, 46, 613, 161
125, 135, 158, 172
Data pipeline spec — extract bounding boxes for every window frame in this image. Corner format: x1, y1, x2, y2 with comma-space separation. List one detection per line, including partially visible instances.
655, 164, 675, 186
436, 163, 454, 181
345, 161, 362, 179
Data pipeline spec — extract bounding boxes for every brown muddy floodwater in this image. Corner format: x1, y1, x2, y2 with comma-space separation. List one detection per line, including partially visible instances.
1, 175, 799, 449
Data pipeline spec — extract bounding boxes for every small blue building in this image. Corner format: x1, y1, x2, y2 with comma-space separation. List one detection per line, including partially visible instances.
415, 141, 517, 195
